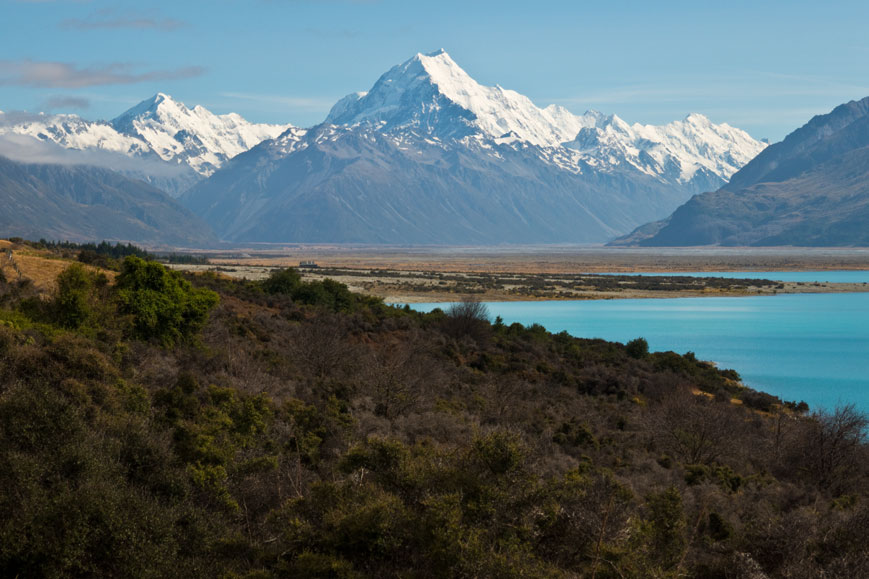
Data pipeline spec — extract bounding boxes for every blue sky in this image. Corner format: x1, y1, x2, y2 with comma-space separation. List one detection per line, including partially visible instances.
2, 0, 868, 141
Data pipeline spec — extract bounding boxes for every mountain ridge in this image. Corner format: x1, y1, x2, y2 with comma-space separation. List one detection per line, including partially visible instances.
0, 154, 216, 247
610, 96, 869, 247
0, 95, 293, 195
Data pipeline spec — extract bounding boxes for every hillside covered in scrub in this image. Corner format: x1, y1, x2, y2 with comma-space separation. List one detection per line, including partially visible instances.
0, 242, 867, 578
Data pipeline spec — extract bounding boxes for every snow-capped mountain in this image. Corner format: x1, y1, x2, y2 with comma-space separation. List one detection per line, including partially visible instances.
0, 95, 296, 195
325, 49, 590, 147
0, 110, 149, 157
181, 50, 767, 244
611, 96, 869, 247
564, 112, 764, 187
110, 93, 294, 177
326, 50, 764, 187
1, 50, 767, 244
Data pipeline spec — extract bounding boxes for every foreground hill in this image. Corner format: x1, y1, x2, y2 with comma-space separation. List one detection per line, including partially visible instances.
613, 97, 869, 246
182, 50, 764, 244
0, 247, 866, 577
0, 155, 216, 246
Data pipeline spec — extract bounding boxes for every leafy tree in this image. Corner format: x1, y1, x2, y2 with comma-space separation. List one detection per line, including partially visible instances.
53, 263, 96, 329
261, 267, 302, 295
261, 268, 356, 311
626, 337, 649, 359
115, 256, 218, 346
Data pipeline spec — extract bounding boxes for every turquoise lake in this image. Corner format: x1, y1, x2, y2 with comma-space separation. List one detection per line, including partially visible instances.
412, 292, 869, 412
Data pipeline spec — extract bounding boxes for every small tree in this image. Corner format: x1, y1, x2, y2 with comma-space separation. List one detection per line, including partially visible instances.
115, 256, 218, 347
261, 267, 302, 295
626, 337, 649, 359
444, 298, 491, 341
53, 263, 95, 329
790, 403, 869, 493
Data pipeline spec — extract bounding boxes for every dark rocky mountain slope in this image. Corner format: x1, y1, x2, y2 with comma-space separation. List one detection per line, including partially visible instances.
613, 97, 869, 246
0, 155, 216, 246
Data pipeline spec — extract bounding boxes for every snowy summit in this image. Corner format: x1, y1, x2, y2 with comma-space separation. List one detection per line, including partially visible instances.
325, 50, 765, 185
0, 95, 293, 188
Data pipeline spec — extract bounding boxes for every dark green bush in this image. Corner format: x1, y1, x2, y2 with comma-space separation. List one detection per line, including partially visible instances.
115, 256, 218, 346
261, 267, 302, 295
261, 268, 357, 311
626, 337, 649, 359
53, 263, 97, 329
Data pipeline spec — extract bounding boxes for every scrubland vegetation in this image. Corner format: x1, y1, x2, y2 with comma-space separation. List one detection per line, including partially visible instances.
0, 245, 867, 578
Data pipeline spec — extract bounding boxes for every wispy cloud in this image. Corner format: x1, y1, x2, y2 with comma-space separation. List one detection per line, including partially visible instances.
0, 133, 190, 178
42, 95, 91, 110
60, 8, 187, 31
0, 60, 205, 88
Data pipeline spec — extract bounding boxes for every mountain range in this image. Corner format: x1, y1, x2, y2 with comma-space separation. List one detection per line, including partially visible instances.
0, 94, 292, 195
180, 50, 766, 244
613, 97, 869, 247
1, 49, 770, 245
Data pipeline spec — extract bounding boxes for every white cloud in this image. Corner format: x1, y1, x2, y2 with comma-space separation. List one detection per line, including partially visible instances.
0, 60, 205, 89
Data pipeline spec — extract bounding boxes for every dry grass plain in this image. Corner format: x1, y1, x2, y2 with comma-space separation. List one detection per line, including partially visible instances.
1, 243, 115, 291
171, 245, 869, 303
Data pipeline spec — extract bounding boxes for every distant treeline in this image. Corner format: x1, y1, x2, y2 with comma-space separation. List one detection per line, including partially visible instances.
11, 238, 210, 267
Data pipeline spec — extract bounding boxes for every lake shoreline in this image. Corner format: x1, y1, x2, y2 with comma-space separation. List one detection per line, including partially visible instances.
406, 294, 869, 414
169, 262, 869, 303
383, 283, 869, 303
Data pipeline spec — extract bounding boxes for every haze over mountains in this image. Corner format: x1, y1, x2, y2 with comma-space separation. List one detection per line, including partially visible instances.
181, 50, 765, 244
1, 49, 772, 245
613, 97, 869, 247
0, 154, 215, 246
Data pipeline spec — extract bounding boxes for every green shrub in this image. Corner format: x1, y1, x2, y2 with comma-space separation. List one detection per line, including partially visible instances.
53, 263, 95, 329
625, 337, 649, 359
261, 268, 356, 311
115, 257, 218, 346
261, 268, 301, 295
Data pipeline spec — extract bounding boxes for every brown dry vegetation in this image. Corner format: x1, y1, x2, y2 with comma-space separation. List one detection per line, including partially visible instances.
202, 245, 869, 274
1, 246, 868, 578
0, 242, 115, 291
171, 262, 869, 303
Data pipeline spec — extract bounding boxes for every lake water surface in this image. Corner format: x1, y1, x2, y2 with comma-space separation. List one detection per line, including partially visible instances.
412, 292, 869, 412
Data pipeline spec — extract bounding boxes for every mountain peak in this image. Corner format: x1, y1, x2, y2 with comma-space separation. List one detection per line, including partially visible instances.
105, 94, 292, 177
112, 93, 185, 127
322, 50, 478, 133
684, 112, 712, 125
325, 49, 587, 146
